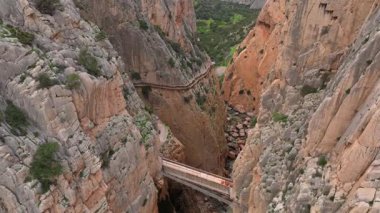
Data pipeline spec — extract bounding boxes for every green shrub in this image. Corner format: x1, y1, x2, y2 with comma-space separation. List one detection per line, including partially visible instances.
183, 95, 193, 103
154, 25, 165, 38
345, 88, 351, 95
36, 0, 61, 15
317, 155, 327, 167
5, 101, 28, 135
19, 74, 26, 83
0, 111, 3, 123
139, 20, 149, 30
272, 112, 288, 123
250, 116, 257, 127
168, 58, 175, 67
301, 85, 318, 96
100, 149, 114, 168
168, 40, 182, 53
123, 87, 131, 99
5, 25, 34, 45
196, 92, 207, 109
30, 142, 63, 193
134, 112, 154, 149
95, 30, 107, 41
141, 86, 152, 99
78, 49, 101, 77
37, 73, 57, 89
65, 73, 81, 90
131, 71, 141, 80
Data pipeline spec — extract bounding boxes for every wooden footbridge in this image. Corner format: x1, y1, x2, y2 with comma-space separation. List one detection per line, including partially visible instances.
162, 158, 242, 208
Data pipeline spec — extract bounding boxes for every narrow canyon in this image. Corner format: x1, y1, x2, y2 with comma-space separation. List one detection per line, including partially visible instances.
0, 0, 379, 213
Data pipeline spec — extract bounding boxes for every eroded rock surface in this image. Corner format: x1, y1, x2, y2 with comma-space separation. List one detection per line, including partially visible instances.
0, 1, 163, 212
76, 0, 227, 173
229, 0, 380, 212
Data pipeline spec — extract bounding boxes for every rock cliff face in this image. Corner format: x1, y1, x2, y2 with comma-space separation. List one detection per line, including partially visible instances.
76, 0, 227, 173
228, 0, 380, 212
222, 0, 266, 9
0, 0, 163, 212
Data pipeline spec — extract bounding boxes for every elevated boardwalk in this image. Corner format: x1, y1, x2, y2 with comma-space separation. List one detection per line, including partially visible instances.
132, 62, 214, 91
162, 158, 235, 205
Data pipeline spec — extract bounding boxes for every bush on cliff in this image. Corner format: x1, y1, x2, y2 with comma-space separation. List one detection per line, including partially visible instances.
141, 86, 152, 99
36, 0, 61, 15
30, 142, 63, 193
78, 49, 101, 77
272, 112, 288, 123
301, 85, 318, 96
65, 73, 81, 90
5, 25, 34, 45
95, 30, 107, 41
317, 155, 328, 167
134, 112, 154, 149
139, 20, 149, 30
37, 73, 58, 89
5, 101, 28, 136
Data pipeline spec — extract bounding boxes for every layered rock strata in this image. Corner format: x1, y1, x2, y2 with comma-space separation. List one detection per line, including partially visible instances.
0, 0, 163, 212
229, 0, 380, 212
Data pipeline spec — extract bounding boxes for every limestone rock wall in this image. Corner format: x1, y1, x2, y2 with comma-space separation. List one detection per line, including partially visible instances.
76, 0, 206, 85
76, 0, 227, 173
0, 0, 162, 212
229, 0, 380, 212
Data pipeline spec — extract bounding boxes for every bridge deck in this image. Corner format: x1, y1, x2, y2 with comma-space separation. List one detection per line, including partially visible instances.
162, 158, 232, 196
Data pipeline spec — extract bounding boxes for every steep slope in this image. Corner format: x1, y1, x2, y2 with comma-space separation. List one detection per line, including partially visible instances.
75, 0, 227, 173
0, 0, 162, 212
227, 0, 380, 212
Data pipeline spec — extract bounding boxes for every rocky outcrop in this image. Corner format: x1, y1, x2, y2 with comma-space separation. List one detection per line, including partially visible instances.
76, 0, 227, 173
0, 0, 163, 212
76, 0, 206, 85
229, 0, 380, 212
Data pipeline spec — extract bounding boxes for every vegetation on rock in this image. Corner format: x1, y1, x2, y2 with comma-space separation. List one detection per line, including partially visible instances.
139, 20, 149, 30
250, 116, 257, 127
78, 49, 101, 77
36, 0, 61, 15
317, 155, 328, 167
5, 101, 28, 135
95, 30, 107, 41
37, 73, 57, 89
134, 112, 154, 149
301, 85, 318, 96
141, 86, 152, 99
3, 24, 34, 45
131, 71, 141, 80
65, 73, 81, 90
30, 142, 63, 193
101, 149, 115, 168
196, 92, 207, 109
272, 112, 288, 123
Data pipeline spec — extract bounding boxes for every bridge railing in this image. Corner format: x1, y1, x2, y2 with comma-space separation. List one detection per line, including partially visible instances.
162, 158, 233, 196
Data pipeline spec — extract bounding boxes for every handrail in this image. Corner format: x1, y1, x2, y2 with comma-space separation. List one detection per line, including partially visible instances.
132, 62, 214, 91
162, 157, 233, 184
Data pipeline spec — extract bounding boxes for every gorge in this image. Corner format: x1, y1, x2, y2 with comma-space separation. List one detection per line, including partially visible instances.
0, 0, 379, 213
